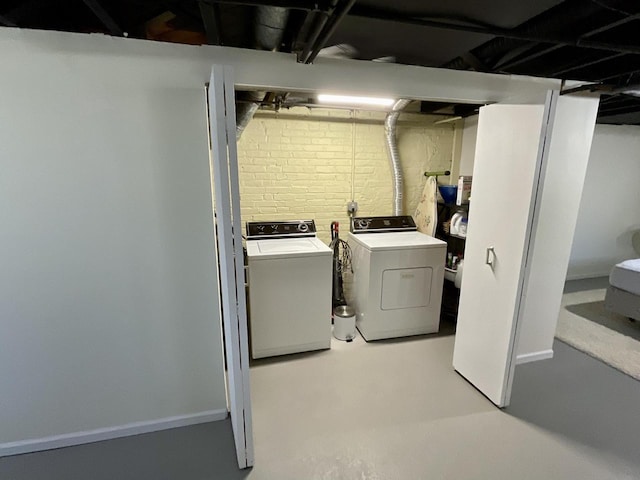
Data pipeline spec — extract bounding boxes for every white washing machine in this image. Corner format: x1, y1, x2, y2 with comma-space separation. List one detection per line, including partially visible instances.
347, 215, 447, 341
246, 220, 332, 359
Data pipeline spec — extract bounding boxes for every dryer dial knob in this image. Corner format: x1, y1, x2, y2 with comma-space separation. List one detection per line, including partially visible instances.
357, 219, 369, 229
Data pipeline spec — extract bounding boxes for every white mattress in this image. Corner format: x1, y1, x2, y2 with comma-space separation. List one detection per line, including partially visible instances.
610, 259, 640, 296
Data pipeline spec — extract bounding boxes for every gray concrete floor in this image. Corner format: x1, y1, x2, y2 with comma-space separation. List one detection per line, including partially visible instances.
563, 275, 610, 293
2, 319, 639, 479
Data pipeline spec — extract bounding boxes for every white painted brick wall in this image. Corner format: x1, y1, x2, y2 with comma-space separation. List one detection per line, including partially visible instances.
237, 107, 455, 244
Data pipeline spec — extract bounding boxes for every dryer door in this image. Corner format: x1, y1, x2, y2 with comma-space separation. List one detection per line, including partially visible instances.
381, 267, 433, 310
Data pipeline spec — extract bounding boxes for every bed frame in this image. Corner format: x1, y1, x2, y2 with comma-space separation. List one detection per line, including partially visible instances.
604, 285, 640, 321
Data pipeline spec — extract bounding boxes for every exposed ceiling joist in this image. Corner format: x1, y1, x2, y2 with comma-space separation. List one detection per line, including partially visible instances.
600, 104, 640, 116
460, 52, 490, 72
347, 4, 640, 57
208, 0, 331, 11
578, 11, 640, 37
1, 0, 51, 26
81, 0, 124, 36
498, 44, 565, 71
199, 0, 222, 45
495, 9, 637, 72
0, 14, 17, 27
4, 0, 640, 123
598, 67, 640, 83
551, 52, 627, 77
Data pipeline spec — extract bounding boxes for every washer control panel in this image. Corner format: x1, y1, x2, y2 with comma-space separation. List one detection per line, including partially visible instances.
350, 215, 417, 233
246, 220, 316, 239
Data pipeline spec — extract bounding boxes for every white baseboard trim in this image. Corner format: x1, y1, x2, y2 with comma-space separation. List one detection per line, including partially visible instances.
516, 349, 554, 365
0, 408, 228, 458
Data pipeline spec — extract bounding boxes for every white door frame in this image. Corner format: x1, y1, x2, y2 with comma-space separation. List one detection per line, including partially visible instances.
210, 60, 597, 463
208, 65, 253, 469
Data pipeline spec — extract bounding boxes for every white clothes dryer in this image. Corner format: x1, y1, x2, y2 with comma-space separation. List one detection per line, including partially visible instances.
347, 216, 447, 341
246, 220, 332, 359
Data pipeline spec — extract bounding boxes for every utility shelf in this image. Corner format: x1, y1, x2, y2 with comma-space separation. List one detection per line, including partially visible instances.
448, 233, 467, 240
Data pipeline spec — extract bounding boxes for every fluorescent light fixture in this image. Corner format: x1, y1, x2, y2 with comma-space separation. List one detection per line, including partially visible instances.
317, 94, 395, 107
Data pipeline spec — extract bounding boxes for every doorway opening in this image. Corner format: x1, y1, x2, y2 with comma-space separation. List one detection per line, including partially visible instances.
236, 91, 477, 357
210, 69, 595, 466
233, 91, 488, 466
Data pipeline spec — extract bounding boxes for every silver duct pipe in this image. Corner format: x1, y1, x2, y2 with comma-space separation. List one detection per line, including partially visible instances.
236, 93, 263, 139
255, 6, 289, 51
236, 7, 289, 139
384, 99, 411, 215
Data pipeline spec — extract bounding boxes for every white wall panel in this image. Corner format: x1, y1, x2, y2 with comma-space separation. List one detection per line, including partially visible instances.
0, 37, 226, 448
568, 125, 640, 279
516, 95, 599, 361
0, 25, 571, 450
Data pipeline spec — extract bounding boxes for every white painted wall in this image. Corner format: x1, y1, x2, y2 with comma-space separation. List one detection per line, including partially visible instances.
459, 115, 478, 177
516, 95, 599, 363
0, 26, 568, 452
567, 125, 640, 279
0, 32, 227, 450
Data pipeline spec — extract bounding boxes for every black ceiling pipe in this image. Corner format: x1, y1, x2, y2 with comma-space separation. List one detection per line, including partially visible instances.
298, 1, 337, 63
304, 0, 356, 64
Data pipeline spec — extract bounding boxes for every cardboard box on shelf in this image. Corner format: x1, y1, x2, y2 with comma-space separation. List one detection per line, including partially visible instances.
456, 176, 472, 206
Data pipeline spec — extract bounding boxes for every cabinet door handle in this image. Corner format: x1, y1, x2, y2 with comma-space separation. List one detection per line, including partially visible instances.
486, 246, 495, 266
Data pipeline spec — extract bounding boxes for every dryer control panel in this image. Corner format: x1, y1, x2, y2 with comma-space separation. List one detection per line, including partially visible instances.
246, 220, 316, 239
350, 215, 417, 233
